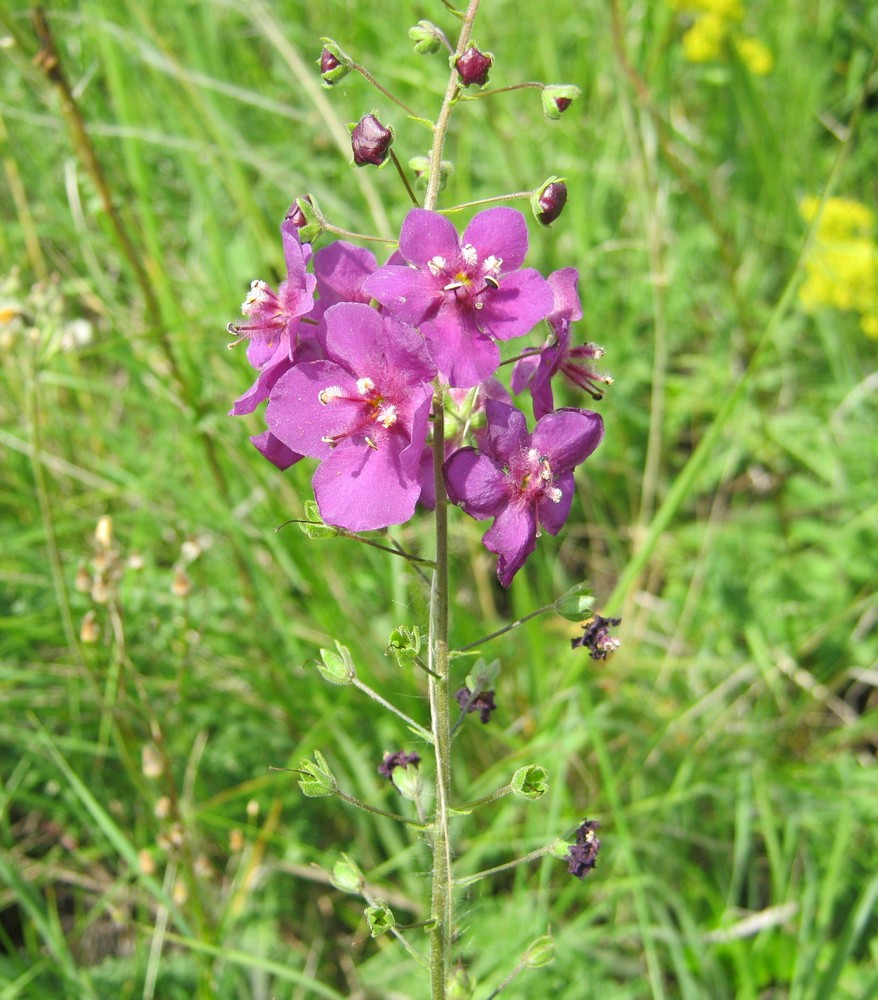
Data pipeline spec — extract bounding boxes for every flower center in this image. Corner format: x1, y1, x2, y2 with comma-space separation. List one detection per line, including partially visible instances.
317, 376, 399, 447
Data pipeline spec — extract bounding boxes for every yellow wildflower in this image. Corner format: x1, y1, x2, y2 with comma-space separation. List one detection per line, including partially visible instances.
683, 12, 726, 63
735, 36, 773, 75
799, 196, 878, 337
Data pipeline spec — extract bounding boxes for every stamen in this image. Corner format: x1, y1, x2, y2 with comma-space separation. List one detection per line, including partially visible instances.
483, 275, 500, 289
482, 254, 503, 274
376, 404, 398, 428
321, 435, 338, 446
364, 435, 378, 451
356, 377, 375, 395
318, 386, 343, 405
444, 280, 464, 292
427, 255, 447, 276
461, 243, 478, 266
546, 486, 562, 503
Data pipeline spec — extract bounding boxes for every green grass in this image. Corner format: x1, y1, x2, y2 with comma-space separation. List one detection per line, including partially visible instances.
2, 0, 877, 997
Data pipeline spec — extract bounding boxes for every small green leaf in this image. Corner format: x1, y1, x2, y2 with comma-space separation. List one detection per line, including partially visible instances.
523, 934, 555, 968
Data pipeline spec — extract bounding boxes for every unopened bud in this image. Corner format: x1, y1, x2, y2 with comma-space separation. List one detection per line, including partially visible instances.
523, 934, 555, 969
409, 20, 444, 56
541, 84, 581, 120
319, 38, 352, 87
317, 641, 356, 685
454, 45, 493, 87
447, 965, 475, 999
531, 177, 568, 227
408, 155, 453, 192
350, 113, 394, 167
330, 854, 365, 893
297, 750, 338, 798
75, 564, 91, 593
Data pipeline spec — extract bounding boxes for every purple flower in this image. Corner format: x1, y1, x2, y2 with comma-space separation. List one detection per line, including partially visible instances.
228, 219, 317, 415
567, 819, 601, 879
454, 686, 497, 724
571, 614, 621, 660
443, 399, 604, 586
363, 207, 554, 388
265, 302, 436, 532
312, 240, 377, 319
511, 268, 612, 419
377, 750, 420, 783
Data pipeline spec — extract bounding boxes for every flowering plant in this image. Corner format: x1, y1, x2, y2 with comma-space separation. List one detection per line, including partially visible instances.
226, 2, 618, 995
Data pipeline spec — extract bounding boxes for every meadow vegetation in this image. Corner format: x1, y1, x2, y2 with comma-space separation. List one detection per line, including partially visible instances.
1, 0, 877, 997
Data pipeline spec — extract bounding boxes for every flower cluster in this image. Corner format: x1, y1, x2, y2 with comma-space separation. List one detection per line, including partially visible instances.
799, 196, 878, 339
228, 204, 607, 585
670, 0, 773, 75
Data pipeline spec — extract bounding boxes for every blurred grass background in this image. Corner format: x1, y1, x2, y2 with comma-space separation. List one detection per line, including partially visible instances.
1, 0, 877, 997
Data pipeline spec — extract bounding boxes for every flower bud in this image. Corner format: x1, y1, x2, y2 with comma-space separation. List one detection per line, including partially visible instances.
447, 966, 475, 999
317, 641, 356, 685
408, 155, 454, 192
409, 20, 444, 56
286, 197, 322, 245
523, 935, 556, 969
541, 84, 582, 120
554, 581, 596, 622
531, 177, 568, 227
454, 45, 493, 87
297, 751, 338, 798
330, 854, 365, 894
350, 112, 394, 167
318, 38, 352, 87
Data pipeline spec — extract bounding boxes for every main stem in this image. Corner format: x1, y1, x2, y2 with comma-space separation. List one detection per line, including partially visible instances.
424, 6, 481, 996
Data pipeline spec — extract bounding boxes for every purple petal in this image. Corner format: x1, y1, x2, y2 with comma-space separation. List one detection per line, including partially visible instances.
462, 208, 529, 272
482, 502, 538, 587
547, 267, 583, 325
250, 430, 302, 471
480, 268, 554, 341
230, 353, 294, 415
323, 303, 435, 385
443, 448, 507, 519
510, 351, 540, 395
313, 241, 377, 307
531, 408, 604, 470
537, 470, 574, 535
362, 265, 442, 326
265, 360, 356, 458
398, 208, 462, 267
422, 311, 500, 389
313, 441, 421, 531
483, 400, 529, 464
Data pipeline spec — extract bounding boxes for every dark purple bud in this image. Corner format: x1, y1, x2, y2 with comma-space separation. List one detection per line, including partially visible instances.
319, 38, 352, 87
533, 179, 568, 226
320, 49, 340, 74
571, 614, 621, 660
350, 113, 394, 167
285, 196, 312, 230
454, 686, 496, 724
454, 45, 493, 87
567, 819, 601, 879
541, 85, 582, 120
378, 750, 420, 782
